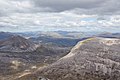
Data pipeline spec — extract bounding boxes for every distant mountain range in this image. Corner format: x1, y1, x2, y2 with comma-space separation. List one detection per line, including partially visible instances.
29, 36, 80, 47
0, 31, 120, 51
98, 33, 120, 38
0, 32, 13, 40
0, 31, 120, 49
16, 31, 101, 39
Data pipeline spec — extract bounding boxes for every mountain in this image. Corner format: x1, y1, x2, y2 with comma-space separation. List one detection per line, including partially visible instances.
0, 32, 13, 40
28, 31, 102, 47
99, 33, 120, 38
0, 35, 37, 52
30, 36, 80, 47
20, 37, 120, 80
0, 40, 71, 80
27, 31, 99, 39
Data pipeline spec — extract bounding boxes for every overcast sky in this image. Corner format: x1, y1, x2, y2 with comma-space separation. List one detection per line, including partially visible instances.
0, 0, 120, 32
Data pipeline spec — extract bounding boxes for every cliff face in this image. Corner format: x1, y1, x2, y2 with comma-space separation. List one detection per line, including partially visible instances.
34, 37, 120, 80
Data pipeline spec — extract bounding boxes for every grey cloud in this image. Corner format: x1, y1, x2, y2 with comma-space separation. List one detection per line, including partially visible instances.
29, 0, 120, 15
31, 0, 106, 12
0, 0, 120, 32
0, 0, 120, 15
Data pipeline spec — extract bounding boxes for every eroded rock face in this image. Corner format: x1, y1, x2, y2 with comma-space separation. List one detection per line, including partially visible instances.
35, 37, 120, 80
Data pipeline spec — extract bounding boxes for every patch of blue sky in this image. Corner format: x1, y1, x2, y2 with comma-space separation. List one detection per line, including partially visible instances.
81, 17, 97, 22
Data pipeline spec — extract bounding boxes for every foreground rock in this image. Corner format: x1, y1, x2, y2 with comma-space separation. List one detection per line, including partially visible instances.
18, 37, 120, 80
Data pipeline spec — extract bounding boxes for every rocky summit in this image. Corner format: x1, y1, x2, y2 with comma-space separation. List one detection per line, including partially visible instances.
22, 37, 120, 80
0, 35, 37, 52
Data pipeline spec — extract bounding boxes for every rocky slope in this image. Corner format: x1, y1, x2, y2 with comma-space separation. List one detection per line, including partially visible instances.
0, 37, 72, 80
19, 37, 120, 80
0, 35, 37, 52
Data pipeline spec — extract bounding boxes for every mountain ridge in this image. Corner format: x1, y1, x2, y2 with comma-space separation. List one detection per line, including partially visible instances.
21, 37, 120, 80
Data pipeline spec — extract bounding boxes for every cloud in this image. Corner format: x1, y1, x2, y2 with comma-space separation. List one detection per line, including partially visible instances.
0, 11, 120, 32
0, 0, 120, 32
31, 0, 105, 12
0, 0, 120, 15
29, 0, 120, 15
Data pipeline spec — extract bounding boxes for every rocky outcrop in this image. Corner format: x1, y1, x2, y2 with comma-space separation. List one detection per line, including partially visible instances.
33, 37, 120, 80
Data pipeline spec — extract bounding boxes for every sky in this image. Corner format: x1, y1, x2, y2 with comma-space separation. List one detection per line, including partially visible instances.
0, 0, 120, 32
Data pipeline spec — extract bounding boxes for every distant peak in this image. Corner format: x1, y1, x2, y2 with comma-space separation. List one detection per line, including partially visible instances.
10, 35, 27, 40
